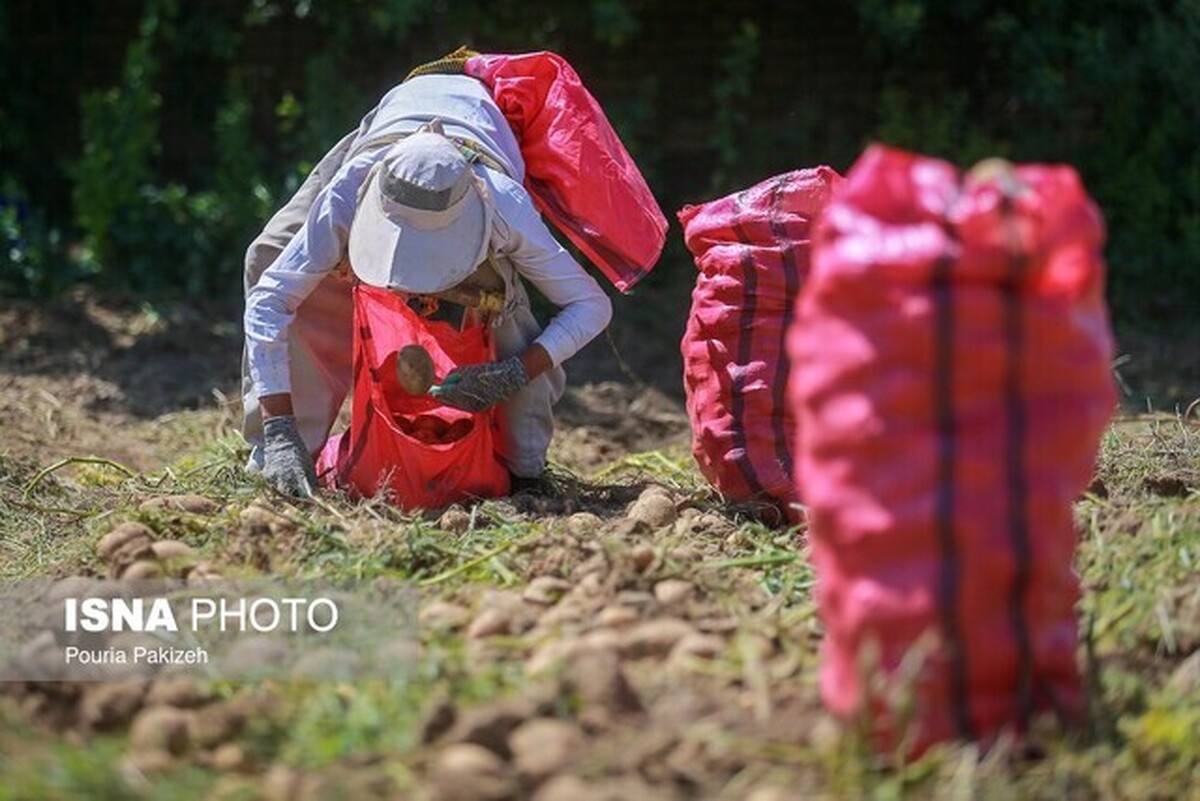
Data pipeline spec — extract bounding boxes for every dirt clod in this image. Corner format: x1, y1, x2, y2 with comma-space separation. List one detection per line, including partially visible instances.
1142, 475, 1192, 498
438, 506, 474, 534
98, 522, 156, 561
1167, 651, 1200, 697
531, 774, 590, 801
467, 608, 513, 639
421, 697, 458, 744
509, 718, 585, 783
577, 571, 606, 596
523, 576, 573, 605
140, 494, 220, 515
630, 544, 656, 572
222, 636, 289, 675
536, 597, 594, 632
368, 638, 416, 671
150, 539, 196, 561
447, 697, 537, 758
669, 632, 727, 664
562, 647, 642, 722
525, 640, 573, 676
208, 742, 248, 772
120, 559, 165, 580
80, 681, 148, 731
565, 512, 603, 539
421, 600, 472, 630
19, 630, 67, 679
44, 576, 101, 603
261, 765, 307, 801
596, 605, 640, 629
466, 592, 530, 639
430, 743, 515, 801
628, 488, 678, 529
129, 705, 193, 755
621, 618, 696, 660
653, 579, 695, 606
185, 562, 223, 586
238, 503, 297, 538
145, 677, 214, 709
188, 698, 250, 749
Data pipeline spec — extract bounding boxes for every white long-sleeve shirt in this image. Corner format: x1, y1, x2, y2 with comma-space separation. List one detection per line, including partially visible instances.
244, 75, 612, 397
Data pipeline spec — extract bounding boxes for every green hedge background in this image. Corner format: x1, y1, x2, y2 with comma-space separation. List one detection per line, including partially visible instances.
2, 0, 1197, 330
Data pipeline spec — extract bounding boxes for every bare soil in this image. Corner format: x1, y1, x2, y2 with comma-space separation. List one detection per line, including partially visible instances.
0, 289, 692, 475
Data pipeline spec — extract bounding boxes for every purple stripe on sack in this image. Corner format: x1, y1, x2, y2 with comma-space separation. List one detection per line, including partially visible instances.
767, 174, 798, 485
1001, 193, 1035, 728
729, 191, 768, 498
934, 221, 975, 741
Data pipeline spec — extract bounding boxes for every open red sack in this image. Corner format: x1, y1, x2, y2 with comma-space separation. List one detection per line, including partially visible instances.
678, 168, 841, 522
789, 145, 1116, 753
466, 51, 667, 292
316, 285, 510, 508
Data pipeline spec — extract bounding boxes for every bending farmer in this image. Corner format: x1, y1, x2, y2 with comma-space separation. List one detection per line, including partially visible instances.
242, 73, 613, 496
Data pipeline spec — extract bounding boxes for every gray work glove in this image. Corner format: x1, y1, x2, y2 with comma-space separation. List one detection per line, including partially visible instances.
262, 415, 318, 497
430, 356, 528, 413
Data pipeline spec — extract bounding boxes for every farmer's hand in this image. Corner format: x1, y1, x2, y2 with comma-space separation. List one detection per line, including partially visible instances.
431, 356, 528, 412
262, 415, 318, 497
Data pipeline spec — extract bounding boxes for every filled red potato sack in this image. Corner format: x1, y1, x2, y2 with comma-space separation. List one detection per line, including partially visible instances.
466, 50, 668, 293
678, 167, 841, 523
789, 145, 1116, 754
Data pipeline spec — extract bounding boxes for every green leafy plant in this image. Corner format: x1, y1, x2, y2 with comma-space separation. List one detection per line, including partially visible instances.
72, 26, 161, 285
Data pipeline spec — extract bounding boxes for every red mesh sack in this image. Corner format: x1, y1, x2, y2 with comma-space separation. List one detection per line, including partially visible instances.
466, 51, 668, 292
678, 168, 841, 522
789, 145, 1116, 753
316, 285, 510, 508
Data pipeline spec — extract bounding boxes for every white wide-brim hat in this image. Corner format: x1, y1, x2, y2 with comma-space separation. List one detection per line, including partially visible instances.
348, 131, 491, 294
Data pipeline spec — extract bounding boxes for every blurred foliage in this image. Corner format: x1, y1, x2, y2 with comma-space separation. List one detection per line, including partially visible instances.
856, 0, 1200, 326
0, 0, 1196, 326
0, 180, 88, 296
708, 19, 760, 194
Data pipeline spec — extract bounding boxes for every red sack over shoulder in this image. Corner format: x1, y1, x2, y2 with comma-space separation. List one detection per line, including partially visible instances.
678, 168, 841, 522
316, 285, 510, 509
466, 51, 667, 292
789, 145, 1116, 754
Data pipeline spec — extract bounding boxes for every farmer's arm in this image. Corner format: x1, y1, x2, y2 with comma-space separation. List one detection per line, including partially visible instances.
257, 392, 295, 418
517, 343, 554, 383
491, 176, 613, 380
244, 155, 374, 416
